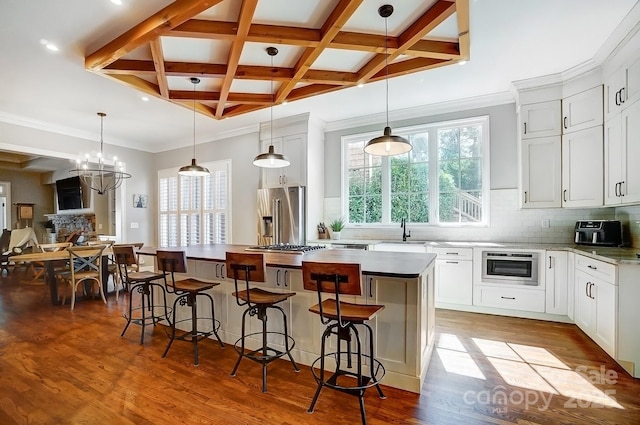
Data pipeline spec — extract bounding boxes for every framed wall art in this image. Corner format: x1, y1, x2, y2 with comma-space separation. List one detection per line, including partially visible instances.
133, 194, 148, 208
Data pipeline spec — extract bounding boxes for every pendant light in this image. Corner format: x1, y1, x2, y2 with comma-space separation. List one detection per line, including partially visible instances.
179, 77, 210, 176
364, 4, 412, 156
253, 46, 290, 168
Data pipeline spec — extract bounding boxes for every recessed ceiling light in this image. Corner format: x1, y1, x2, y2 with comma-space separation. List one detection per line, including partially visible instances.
110, 0, 123, 5
357, 83, 364, 88
40, 39, 59, 52
141, 96, 149, 102
282, 100, 288, 105
458, 60, 467, 66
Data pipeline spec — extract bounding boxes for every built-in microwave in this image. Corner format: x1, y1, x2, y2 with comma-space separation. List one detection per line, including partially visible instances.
481, 251, 539, 286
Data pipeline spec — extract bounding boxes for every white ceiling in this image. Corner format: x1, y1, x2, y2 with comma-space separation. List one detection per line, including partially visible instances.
0, 0, 638, 162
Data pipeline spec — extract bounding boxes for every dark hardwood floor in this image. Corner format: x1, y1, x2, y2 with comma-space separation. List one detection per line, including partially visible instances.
1, 272, 639, 424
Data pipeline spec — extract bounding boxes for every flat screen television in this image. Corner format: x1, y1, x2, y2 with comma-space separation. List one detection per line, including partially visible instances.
56, 176, 84, 210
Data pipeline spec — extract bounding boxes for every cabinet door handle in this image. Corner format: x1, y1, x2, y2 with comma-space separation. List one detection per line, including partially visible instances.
524, 122, 527, 134
549, 256, 552, 269
563, 189, 567, 202
524, 191, 528, 203
620, 181, 625, 196
368, 277, 373, 298
620, 87, 625, 104
615, 182, 620, 197
586, 282, 590, 298
446, 252, 459, 255
276, 269, 281, 286
587, 264, 597, 270
221, 264, 225, 278
615, 89, 621, 106
563, 116, 568, 129
501, 296, 516, 300
283, 270, 289, 287
445, 261, 459, 264
214, 263, 219, 278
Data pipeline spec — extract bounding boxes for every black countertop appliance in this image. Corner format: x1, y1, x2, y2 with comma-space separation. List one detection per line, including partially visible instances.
574, 220, 623, 247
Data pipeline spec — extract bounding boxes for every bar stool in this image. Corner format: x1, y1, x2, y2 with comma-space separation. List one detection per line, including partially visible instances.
302, 261, 386, 425
157, 250, 224, 366
226, 251, 300, 392
113, 244, 169, 344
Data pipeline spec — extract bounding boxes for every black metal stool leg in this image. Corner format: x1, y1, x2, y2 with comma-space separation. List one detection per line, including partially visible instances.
139, 286, 147, 345
189, 293, 200, 365
231, 307, 250, 376
308, 325, 331, 414
120, 283, 135, 338
260, 307, 268, 392
204, 292, 224, 348
276, 305, 299, 372
162, 296, 180, 358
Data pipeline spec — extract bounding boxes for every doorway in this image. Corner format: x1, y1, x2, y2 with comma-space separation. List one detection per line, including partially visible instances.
0, 182, 11, 230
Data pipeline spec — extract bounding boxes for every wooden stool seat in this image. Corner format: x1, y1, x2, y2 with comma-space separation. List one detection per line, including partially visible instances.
233, 287, 295, 305
173, 277, 218, 293
157, 250, 224, 366
226, 251, 300, 392
302, 261, 386, 425
113, 245, 170, 345
309, 299, 384, 322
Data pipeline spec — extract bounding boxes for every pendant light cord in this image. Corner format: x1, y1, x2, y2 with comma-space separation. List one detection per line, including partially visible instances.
270, 53, 274, 145
385, 15, 389, 127
192, 80, 197, 158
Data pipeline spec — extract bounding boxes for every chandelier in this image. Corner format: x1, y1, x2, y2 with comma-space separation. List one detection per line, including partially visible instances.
72, 112, 131, 195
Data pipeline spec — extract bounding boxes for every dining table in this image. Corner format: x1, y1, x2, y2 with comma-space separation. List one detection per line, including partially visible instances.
11, 247, 113, 306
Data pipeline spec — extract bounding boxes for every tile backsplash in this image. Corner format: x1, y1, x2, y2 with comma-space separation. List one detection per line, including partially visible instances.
323, 189, 640, 246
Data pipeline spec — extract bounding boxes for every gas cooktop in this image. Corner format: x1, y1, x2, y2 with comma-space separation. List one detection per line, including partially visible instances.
245, 244, 326, 254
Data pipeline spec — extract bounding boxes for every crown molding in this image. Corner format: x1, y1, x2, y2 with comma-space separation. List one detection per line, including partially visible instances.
595, 1, 640, 66
324, 91, 514, 133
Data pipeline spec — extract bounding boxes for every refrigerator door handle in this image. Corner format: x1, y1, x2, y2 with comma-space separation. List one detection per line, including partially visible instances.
273, 197, 281, 245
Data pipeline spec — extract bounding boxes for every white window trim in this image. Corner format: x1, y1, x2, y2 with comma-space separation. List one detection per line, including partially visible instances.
341, 116, 490, 227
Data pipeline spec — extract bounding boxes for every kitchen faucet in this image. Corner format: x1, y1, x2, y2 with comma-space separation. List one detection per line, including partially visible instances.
401, 218, 411, 242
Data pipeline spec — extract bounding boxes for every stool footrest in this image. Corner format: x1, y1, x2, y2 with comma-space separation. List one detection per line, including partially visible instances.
233, 331, 296, 364
310, 352, 386, 392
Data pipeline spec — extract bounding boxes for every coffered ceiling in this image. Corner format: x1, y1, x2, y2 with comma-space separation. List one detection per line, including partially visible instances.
0, 0, 637, 155
87, 0, 468, 121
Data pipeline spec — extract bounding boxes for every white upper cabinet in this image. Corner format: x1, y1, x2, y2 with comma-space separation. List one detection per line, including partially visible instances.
605, 98, 640, 205
604, 54, 640, 121
520, 101, 562, 139
561, 86, 603, 134
561, 126, 603, 208
520, 136, 562, 208
260, 134, 307, 188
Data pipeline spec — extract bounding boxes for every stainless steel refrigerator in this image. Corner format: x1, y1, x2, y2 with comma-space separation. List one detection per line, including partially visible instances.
257, 186, 305, 245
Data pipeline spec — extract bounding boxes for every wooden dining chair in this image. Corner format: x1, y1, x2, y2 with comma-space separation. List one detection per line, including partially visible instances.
57, 245, 107, 310
30, 242, 73, 281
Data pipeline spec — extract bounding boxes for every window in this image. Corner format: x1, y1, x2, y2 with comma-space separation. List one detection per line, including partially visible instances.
158, 160, 231, 247
343, 116, 489, 226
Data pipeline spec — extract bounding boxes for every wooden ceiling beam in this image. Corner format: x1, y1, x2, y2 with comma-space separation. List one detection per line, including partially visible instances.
149, 39, 169, 98
275, 0, 364, 104
85, 0, 223, 71
215, 0, 258, 118
456, 0, 470, 60
356, 0, 457, 83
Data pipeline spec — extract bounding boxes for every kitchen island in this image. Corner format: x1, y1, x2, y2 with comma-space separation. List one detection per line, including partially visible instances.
138, 244, 436, 393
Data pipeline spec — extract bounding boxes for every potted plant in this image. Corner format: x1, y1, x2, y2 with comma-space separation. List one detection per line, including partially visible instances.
329, 217, 345, 240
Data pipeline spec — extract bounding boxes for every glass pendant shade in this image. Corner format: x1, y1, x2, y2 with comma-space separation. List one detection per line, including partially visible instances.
364, 126, 412, 155
253, 144, 290, 168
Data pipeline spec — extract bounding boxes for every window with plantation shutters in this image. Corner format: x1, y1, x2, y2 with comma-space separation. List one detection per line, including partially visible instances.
158, 160, 230, 248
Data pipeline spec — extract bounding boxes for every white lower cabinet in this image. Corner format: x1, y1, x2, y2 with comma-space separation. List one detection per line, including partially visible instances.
573, 256, 617, 358
431, 247, 473, 306
474, 285, 545, 312
544, 250, 568, 315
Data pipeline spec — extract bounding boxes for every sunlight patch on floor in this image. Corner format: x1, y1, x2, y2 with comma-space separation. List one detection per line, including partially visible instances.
436, 333, 486, 380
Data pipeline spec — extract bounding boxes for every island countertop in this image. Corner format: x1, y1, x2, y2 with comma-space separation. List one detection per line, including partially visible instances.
138, 244, 436, 279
